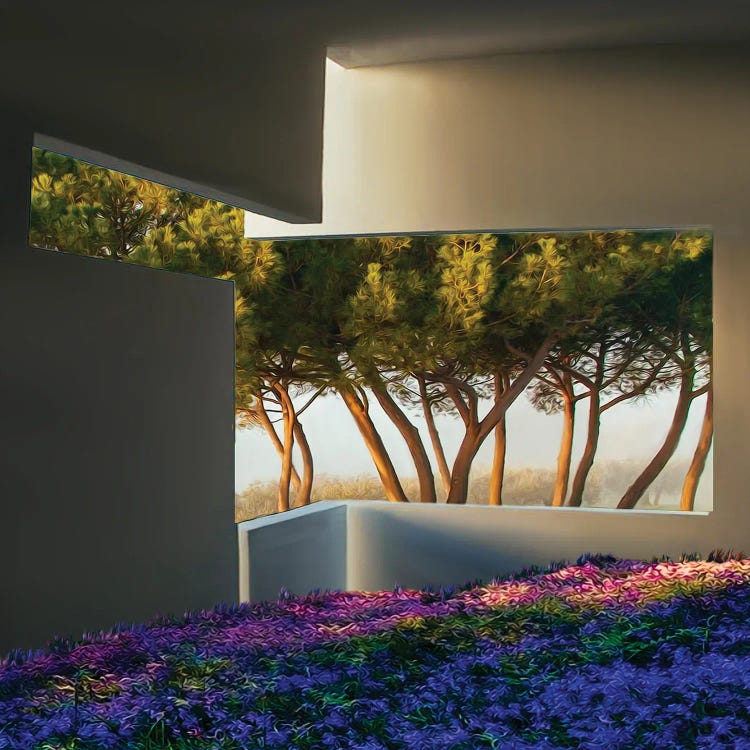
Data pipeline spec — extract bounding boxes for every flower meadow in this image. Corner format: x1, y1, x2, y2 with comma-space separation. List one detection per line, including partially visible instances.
2, 553, 750, 750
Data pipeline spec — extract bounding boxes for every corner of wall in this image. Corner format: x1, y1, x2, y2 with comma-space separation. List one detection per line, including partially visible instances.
344, 501, 353, 592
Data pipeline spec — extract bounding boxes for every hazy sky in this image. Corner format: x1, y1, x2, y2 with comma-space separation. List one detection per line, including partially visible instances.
235, 387, 712, 509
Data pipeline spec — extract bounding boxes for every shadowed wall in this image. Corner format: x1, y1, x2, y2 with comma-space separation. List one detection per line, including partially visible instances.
0, 119, 236, 654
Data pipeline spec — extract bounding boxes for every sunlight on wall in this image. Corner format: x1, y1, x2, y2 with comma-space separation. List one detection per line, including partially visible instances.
240, 59, 713, 520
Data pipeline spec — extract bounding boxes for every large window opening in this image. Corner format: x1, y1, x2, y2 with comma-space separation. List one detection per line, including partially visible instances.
30, 148, 712, 521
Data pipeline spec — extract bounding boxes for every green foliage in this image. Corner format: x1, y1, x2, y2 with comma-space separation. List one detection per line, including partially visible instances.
30, 149, 209, 264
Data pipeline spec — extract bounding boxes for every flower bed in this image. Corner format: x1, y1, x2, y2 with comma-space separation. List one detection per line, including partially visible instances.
2, 553, 750, 749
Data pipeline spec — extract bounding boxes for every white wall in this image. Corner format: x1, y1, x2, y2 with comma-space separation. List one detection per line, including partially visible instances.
346, 502, 707, 592
238, 501, 708, 599
242, 45, 750, 586
238, 503, 348, 602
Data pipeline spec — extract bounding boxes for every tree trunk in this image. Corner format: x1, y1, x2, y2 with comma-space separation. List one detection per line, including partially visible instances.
567, 388, 601, 507
488, 371, 509, 506
488, 417, 507, 506
552, 390, 575, 506
680, 385, 713, 511
419, 380, 451, 496
447, 427, 482, 504
292, 419, 314, 507
340, 386, 409, 502
372, 385, 437, 503
618, 373, 695, 509
274, 386, 296, 513
255, 396, 302, 493
446, 337, 554, 504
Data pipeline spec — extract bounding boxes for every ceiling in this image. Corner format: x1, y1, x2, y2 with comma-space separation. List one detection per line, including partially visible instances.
322, 1, 750, 67
2, 1, 749, 220
50, 0, 745, 67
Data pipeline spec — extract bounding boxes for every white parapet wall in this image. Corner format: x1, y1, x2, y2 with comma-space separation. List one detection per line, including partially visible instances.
238, 500, 714, 601
238, 501, 348, 602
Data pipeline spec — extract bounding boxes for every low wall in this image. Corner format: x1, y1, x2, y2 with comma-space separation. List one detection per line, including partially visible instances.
237, 500, 716, 601
238, 502, 348, 602
346, 502, 711, 592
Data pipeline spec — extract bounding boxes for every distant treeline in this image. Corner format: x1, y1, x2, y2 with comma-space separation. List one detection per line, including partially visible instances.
30, 149, 712, 518
235, 458, 704, 522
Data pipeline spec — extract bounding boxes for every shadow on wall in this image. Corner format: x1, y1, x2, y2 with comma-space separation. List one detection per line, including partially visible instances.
345, 501, 709, 593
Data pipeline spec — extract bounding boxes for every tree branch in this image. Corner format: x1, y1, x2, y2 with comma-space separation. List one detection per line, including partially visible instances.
295, 385, 327, 418
444, 383, 470, 426
600, 354, 671, 412
478, 335, 556, 442
690, 382, 710, 401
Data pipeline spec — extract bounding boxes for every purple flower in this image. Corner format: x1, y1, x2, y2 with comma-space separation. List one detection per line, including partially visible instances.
1, 555, 750, 748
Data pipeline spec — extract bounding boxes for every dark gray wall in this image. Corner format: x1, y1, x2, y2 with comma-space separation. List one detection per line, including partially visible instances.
0, 120, 236, 654
1, 8, 327, 222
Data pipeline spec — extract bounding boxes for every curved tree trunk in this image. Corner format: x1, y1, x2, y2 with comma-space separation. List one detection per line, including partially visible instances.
273, 385, 296, 513
567, 388, 601, 507
372, 385, 437, 503
680, 385, 713, 511
618, 373, 695, 509
340, 386, 409, 503
292, 419, 314, 507
419, 379, 451, 496
488, 371, 509, 506
551, 390, 575, 507
488, 417, 507, 506
447, 427, 482, 504
255, 396, 302, 493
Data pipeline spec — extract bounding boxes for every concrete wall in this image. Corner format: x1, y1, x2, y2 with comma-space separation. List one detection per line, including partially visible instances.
238, 502, 347, 602
243, 44, 750, 591
0, 119, 237, 654
2, 10, 327, 221
346, 503, 708, 592
239, 501, 708, 598
249, 47, 749, 238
